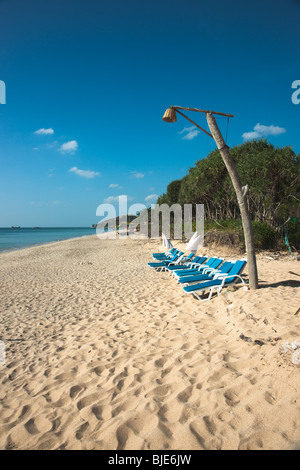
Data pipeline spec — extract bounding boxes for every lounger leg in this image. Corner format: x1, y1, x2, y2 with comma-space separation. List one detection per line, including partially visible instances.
197, 286, 218, 301
192, 292, 201, 300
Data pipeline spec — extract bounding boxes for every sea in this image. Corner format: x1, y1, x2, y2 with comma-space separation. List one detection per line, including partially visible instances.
0, 227, 96, 253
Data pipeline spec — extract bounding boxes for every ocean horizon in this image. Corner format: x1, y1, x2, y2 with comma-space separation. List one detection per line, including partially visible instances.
0, 227, 97, 253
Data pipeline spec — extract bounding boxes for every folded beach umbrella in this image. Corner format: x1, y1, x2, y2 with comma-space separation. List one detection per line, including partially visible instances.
187, 231, 198, 244
186, 233, 203, 253
162, 233, 167, 247
186, 232, 198, 251
162, 232, 173, 249
165, 238, 173, 249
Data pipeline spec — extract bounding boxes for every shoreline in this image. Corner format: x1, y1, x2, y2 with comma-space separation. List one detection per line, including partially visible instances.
0, 233, 97, 255
0, 235, 300, 450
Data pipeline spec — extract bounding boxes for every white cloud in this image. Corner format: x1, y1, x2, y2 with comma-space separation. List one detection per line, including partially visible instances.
59, 140, 78, 153
242, 131, 261, 140
28, 200, 61, 206
145, 194, 159, 202
104, 194, 132, 204
253, 123, 286, 136
179, 126, 200, 140
29, 201, 41, 206
131, 171, 145, 179
242, 123, 286, 141
48, 200, 61, 205
109, 183, 121, 188
34, 128, 54, 135
68, 166, 100, 179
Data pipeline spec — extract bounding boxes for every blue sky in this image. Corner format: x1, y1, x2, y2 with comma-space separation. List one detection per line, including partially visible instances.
0, 0, 299, 226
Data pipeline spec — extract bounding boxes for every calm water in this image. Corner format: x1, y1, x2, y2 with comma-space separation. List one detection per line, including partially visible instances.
0, 227, 96, 252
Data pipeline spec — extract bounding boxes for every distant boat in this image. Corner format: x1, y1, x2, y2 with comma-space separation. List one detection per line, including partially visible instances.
33, 227, 40, 229
11, 226, 21, 229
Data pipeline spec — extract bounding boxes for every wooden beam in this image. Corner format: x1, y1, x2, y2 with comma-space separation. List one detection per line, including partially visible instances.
172, 106, 234, 118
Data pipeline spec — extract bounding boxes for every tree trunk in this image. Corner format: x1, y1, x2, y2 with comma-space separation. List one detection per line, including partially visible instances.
206, 113, 259, 289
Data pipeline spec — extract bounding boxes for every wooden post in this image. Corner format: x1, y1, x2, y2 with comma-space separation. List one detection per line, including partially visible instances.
206, 112, 259, 289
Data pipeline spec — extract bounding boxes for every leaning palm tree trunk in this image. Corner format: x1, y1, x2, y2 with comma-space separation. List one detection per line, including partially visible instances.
206, 113, 258, 289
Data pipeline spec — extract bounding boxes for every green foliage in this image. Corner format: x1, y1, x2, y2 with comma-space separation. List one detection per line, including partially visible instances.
204, 219, 243, 233
251, 221, 278, 250
157, 179, 182, 206
284, 219, 300, 249
157, 139, 300, 249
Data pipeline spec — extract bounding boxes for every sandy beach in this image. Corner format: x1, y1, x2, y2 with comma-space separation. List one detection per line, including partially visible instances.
0, 234, 300, 450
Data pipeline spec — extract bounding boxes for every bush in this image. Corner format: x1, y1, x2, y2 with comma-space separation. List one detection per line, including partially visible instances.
204, 219, 242, 233
283, 218, 300, 250
251, 222, 278, 250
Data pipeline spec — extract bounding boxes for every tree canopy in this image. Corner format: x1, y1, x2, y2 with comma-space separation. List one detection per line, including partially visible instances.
156, 139, 300, 248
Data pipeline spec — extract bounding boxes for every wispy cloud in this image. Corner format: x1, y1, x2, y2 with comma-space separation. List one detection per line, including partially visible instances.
59, 140, 78, 154
179, 126, 200, 140
242, 131, 261, 140
48, 200, 61, 205
29, 201, 42, 207
29, 200, 61, 207
109, 183, 121, 188
242, 123, 286, 141
145, 194, 159, 202
104, 194, 132, 204
131, 171, 145, 179
46, 141, 58, 149
34, 128, 54, 135
69, 166, 100, 179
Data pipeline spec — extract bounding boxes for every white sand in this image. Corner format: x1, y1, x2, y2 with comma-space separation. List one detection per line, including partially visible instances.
0, 235, 299, 450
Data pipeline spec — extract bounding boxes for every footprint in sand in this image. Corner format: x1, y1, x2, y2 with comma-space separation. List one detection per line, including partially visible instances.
115, 423, 144, 450
92, 405, 112, 421
75, 421, 89, 440
189, 417, 222, 450
69, 384, 86, 400
176, 385, 194, 403
76, 392, 100, 410
224, 390, 240, 407
145, 384, 173, 398
25, 415, 53, 435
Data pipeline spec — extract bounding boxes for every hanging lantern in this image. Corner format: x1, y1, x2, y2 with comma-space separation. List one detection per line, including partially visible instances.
162, 107, 177, 123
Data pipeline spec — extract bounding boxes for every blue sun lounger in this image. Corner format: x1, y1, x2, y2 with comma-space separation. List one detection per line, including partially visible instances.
182, 260, 247, 301
177, 260, 234, 285
152, 248, 178, 260
165, 256, 207, 274
174, 252, 196, 263
148, 251, 184, 270
172, 257, 223, 279
149, 251, 198, 272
